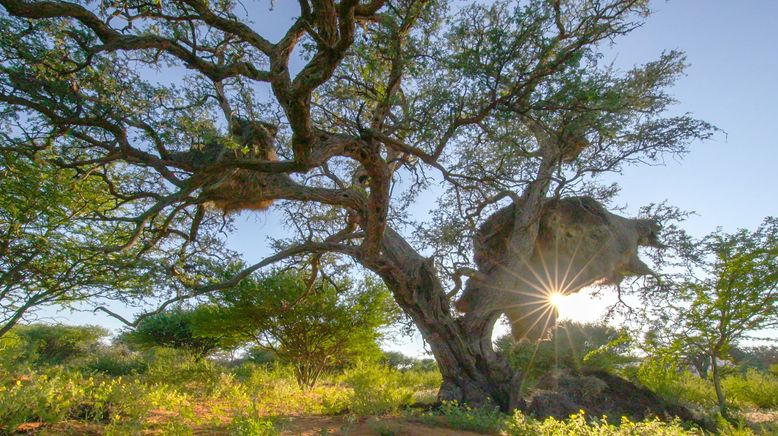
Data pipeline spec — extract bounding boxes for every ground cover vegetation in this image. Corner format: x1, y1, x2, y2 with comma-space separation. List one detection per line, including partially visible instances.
1, 321, 776, 434
0, 0, 776, 434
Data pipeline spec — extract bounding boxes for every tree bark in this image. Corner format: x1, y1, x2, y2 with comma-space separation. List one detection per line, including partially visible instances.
358, 227, 522, 410
710, 353, 729, 419
355, 159, 557, 410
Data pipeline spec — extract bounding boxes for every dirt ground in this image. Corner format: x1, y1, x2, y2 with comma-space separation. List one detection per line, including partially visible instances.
266, 416, 483, 436
16, 416, 484, 435
14, 409, 778, 435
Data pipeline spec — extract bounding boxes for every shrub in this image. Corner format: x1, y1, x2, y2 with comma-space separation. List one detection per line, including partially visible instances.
11, 324, 108, 366
0, 369, 148, 431
435, 401, 507, 434
635, 353, 683, 401
0, 331, 25, 374
82, 346, 148, 377
722, 369, 778, 409
675, 372, 718, 409
506, 410, 702, 436
119, 307, 228, 358
142, 347, 220, 389
236, 363, 350, 416
342, 363, 414, 415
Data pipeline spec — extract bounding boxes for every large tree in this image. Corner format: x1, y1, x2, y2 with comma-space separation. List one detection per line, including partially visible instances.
0, 0, 713, 409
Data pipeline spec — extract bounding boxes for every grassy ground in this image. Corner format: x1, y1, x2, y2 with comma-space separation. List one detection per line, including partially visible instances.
2, 351, 777, 435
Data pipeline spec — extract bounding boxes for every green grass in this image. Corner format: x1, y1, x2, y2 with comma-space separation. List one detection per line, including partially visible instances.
1, 347, 775, 435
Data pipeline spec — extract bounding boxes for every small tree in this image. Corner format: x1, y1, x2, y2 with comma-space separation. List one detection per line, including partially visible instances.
381, 351, 437, 372
12, 323, 108, 366
196, 270, 399, 389
670, 217, 778, 418
120, 307, 228, 358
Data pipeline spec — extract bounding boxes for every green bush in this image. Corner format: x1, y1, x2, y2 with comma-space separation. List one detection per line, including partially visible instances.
722, 369, 778, 409
83, 347, 148, 377
119, 307, 228, 358
229, 415, 278, 436
142, 347, 220, 389
342, 363, 414, 415
635, 353, 685, 402
506, 410, 702, 436
0, 367, 206, 433
435, 401, 507, 434
10, 324, 108, 366
638, 354, 778, 411
0, 369, 147, 431
0, 332, 25, 374
236, 363, 349, 416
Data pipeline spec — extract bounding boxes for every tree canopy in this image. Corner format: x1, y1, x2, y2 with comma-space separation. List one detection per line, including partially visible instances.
649, 218, 778, 417
0, 0, 715, 408
119, 306, 229, 358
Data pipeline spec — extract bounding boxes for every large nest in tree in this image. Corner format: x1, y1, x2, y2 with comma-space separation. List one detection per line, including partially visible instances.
457, 196, 661, 341
169, 120, 282, 213
200, 164, 280, 213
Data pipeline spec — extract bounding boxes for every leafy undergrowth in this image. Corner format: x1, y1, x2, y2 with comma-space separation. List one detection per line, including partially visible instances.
0, 359, 441, 435
1, 354, 776, 435
411, 402, 704, 436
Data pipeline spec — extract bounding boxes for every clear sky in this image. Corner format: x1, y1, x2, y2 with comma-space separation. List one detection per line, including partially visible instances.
552, 0, 778, 332
48, 1, 777, 356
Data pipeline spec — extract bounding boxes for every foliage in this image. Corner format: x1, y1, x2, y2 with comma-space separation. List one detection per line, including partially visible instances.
636, 351, 778, 414
0, 368, 188, 432
120, 307, 229, 358
2, 350, 769, 434
140, 347, 222, 389
0, 0, 716, 407
414, 404, 704, 436
731, 346, 778, 373
229, 415, 278, 436
10, 324, 107, 366
0, 153, 170, 337
0, 330, 24, 373
431, 401, 507, 434
634, 350, 686, 403
496, 321, 636, 382
721, 369, 778, 409
195, 270, 400, 388
82, 345, 148, 377
380, 351, 437, 372
651, 218, 778, 417
341, 363, 415, 415
506, 410, 703, 436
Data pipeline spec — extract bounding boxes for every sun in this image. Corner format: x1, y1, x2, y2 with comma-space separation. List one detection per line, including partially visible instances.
548, 291, 566, 309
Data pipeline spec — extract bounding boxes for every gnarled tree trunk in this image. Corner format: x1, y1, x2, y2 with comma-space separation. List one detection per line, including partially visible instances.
364, 228, 519, 409
359, 162, 556, 410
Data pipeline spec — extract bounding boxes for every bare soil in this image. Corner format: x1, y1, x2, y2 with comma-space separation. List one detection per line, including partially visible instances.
17, 416, 484, 435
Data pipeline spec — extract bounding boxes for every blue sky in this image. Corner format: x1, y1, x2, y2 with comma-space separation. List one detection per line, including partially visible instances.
48, 1, 777, 355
